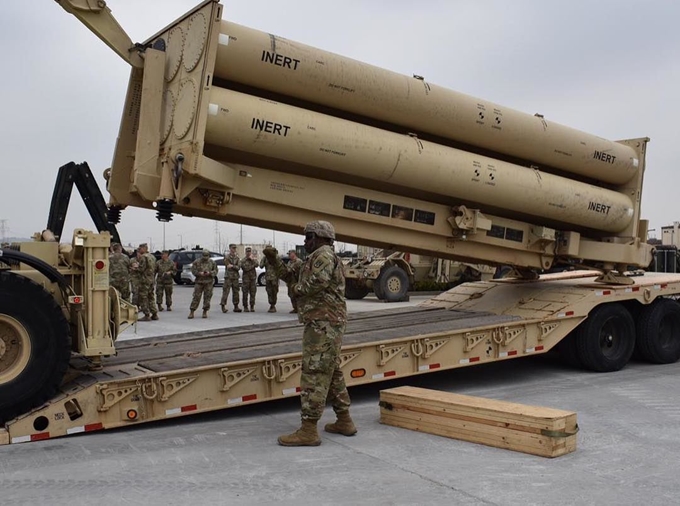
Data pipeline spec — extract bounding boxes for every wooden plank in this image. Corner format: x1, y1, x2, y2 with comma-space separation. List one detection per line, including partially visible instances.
381, 386, 577, 431
381, 408, 565, 454
0, 429, 8, 446
379, 386, 577, 458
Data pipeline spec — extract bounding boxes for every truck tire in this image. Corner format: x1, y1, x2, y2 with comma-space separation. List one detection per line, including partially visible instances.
635, 299, 680, 364
377, 266, 409, 302
258, 273, 266, 286
556, 332, 582, 369
574, 303, 635, 372
0, 271, 71, 422
345, 279, 369, 300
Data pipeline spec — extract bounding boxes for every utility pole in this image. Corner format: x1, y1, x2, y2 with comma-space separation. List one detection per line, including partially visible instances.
0, 219, 7, 243
240, 224, 243, 244
177, 234, 183, 249
162, 223, 166, 250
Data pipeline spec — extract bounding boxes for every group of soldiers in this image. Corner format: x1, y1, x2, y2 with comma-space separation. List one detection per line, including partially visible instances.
109, 243, 177, 321
189, 243, 303, 319
110, 241, 304, 321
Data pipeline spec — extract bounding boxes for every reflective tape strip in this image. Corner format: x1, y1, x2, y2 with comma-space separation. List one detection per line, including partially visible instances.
525, 345, 545, 353
12, 432, 50, 444
418, 363, 441, 371
459, 357, 480, 365
228, 394, 257, 405
624, 287, 641, 293
208, 103, 219, 116
218, 33, 230, 46
66, 423, 103, 435
557, 311, 575, 318
499, 350, 518, 358
653, 284, 667, 291
595, 290, 612, 296
165, 405, 197, 416
282, 387, 301, 396
372, 371, 396, 380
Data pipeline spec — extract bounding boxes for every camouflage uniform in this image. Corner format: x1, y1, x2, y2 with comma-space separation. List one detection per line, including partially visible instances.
276, 244, 350, 421
260, 255, 279, 311
138, 250, 158, 318
109, 251, 131, 301
240, 254, 258, 311
190, 255, 217, 312
155, 257, 176, 310
286, 256, 303, 312
130, 253, 142, 307
220, 249, 241, 310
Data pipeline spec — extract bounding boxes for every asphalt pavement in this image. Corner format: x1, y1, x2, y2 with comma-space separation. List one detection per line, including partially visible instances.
2, 286, 680, 505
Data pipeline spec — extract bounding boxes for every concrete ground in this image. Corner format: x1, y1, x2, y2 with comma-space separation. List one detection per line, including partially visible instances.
2, 286, 680, 505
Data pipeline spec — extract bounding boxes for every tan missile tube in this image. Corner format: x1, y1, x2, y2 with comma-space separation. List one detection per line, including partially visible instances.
214, 21, 638, 185
204, 88, 634, 234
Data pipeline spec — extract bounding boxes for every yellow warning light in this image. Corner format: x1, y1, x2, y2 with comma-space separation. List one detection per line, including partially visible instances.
350, 369, 366, 379
126, 409, 138, 420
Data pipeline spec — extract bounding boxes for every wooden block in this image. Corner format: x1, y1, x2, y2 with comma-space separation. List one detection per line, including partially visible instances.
0, 429, 9, 446
379, 386, 577, 458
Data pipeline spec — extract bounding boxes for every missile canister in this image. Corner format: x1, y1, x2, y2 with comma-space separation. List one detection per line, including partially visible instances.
204, 87, 634, 233
213, 21, 639, 185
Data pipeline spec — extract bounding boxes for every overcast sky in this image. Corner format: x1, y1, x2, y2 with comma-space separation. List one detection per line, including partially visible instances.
1, 0, 678, 250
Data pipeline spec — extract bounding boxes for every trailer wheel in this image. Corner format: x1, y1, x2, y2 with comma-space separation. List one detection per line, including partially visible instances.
345, 279, 369, 300
0, 271, 71, 422
636, 299, 680, 364
575, 303, 635, 372
377, 266, 409, 302
557, 332, 582, 369
258, 272, 266, 286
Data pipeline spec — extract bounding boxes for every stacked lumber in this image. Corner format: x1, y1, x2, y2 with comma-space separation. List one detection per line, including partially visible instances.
379, 386, 577, 458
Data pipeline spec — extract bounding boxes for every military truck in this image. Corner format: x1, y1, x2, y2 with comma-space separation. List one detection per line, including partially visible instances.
343, 250, 494, 301
2, 0, 678, 444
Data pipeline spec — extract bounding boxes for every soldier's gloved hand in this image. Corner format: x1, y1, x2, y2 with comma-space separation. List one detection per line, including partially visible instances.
262, 246, 278, 261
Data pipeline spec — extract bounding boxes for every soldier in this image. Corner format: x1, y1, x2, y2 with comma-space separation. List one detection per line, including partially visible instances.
109, 243, 131, 301
137, 243, 159, 322
155, 250, 176, 311
240, 247, 258, 312
263, 220, 355, 447
260, 250, 280, 312
130, 249, 142, 307
220, 243, 242, 313
286, 250, 303, 313
189, 249, 217, 319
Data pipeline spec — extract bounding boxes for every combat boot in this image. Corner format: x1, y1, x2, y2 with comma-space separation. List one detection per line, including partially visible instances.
278, 419, 321, 447
158, 304, 164, 312
188, 310, 195, 319
268, 305, 276, 313
234, 306, 242, 313
250, 306, 255, 312
244, 306, 250, 312
324, 411, 357, 436
202, 310, 208, 318
139, 315, 151, 322
221, 304, 228, 313
151, 314, 159, 321
289, 308, 298, 314
167, 306, 172, 312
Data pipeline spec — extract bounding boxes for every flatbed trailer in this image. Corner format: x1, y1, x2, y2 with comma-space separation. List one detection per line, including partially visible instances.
3, 270, 679, 445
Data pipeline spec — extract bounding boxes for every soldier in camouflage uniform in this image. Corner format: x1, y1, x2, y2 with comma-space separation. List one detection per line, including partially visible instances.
137, 243, 159, 322
286, 250, 303, 313
220, 243, 242, 313
189, 249, 217, 319
155, 250, 176, 311
264, 220, 355, 447
130, 249, 142, 307
260, 252, 280, 312
109, 243, 131, 301
240, 247, 258, 312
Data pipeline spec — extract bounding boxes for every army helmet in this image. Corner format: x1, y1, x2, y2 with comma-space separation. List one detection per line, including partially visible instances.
303, 220, 335, 240
202, 248, 210, 258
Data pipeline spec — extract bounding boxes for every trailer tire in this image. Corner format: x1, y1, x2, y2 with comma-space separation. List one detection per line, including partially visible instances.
635, 299, 680, 364
557, 332, 582, 369
258, 272, 266, 287
0, 271, 71, 422
575, 303, 635, 372
345, 279, 369, 300
377, 266, 409, 302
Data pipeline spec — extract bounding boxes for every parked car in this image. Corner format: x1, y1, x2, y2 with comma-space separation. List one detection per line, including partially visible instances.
181, 257, 266, 286
169, 249, 220, 284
